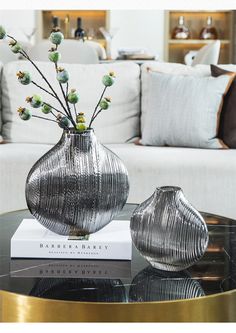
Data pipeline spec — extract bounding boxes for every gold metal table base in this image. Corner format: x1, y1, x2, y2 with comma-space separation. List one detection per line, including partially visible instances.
1, 289, 236, 322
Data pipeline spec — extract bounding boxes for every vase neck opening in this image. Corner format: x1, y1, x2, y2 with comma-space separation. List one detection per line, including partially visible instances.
63, 128, 94, 136
157, 186, 182, 193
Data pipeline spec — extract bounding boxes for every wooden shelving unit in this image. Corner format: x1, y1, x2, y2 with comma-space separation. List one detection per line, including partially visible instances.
36, 10, 109, 49
165, 10, 234, 64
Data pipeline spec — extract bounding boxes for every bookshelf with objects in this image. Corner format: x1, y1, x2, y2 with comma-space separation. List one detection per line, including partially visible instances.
36, 10, 109, 49
165, 10, 234, 64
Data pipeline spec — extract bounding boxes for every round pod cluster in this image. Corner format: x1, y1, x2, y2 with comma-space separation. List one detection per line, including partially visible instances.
102, 71, 115, 87
26, 95, 43, 108
48, 48, 61, 63
17, 107, 32, 121
17, 71, 31, 85
9, 40, 22, 54
0, 25, 7, 39
57, 114, 70, 129
57, 67, 69, 84
41, 103, 52, 114
76, 112, 87, 132
49, 28, 64, 45
68, 89, 79, 104
99, 97, 111, 110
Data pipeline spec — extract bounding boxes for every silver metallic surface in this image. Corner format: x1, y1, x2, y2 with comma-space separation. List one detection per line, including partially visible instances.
26, 129, 129, 235
130, 186, 209, 271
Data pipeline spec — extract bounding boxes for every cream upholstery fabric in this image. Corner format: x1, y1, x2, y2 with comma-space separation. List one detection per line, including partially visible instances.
1, 61, 140, 144
141, 71, 234, 148
1, 142, 236, 219
27, 40, 100, 64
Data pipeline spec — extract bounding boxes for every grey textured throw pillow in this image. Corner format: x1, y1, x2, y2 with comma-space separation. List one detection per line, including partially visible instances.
141, 71, 235, 149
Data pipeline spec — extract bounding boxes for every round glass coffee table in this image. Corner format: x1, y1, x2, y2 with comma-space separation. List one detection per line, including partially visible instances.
0, 204, 236, 322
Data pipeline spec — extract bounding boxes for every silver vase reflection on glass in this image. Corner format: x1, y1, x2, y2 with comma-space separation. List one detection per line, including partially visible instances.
130, 186, 209, 271
26, 129, 129, 236
129, 266, 205, 302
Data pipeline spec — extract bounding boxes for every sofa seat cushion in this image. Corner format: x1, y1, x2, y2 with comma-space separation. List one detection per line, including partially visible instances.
1, 143, 236, 219
0, 143, 53, 214
1, 61, 140, 144
109, 144, 236, 219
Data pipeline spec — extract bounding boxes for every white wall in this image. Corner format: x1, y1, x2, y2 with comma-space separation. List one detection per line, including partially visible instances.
109, 10, 165, 60
0, 10, 36, 43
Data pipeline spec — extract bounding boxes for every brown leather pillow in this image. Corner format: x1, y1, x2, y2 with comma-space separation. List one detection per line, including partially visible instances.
211, 64, 236, 148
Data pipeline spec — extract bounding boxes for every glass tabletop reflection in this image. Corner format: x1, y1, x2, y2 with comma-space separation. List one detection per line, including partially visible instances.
0, 204, 236, 303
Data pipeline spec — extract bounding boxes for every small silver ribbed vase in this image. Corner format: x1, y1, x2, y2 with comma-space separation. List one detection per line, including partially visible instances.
130, 186, 209, 271
26, 129, 129, 235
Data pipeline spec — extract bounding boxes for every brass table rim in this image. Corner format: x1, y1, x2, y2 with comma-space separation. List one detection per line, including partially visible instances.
1, 287, 236, 306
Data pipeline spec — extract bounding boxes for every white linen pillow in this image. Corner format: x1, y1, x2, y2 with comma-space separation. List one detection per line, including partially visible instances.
141, 71, 235, 149
141, 62, 210, 133
1, 61, 140, 144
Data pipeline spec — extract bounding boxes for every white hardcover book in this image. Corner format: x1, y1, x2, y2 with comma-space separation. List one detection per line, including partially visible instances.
11, 219, 132, 260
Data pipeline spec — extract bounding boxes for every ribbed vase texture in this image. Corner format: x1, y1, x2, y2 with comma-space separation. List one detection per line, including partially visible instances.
26, 130, 129, 236
129, 266, 205, 301
130, 186, 209, 271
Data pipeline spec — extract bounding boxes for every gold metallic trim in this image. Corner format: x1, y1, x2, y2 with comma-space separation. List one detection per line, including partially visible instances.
1, 289, 236, 322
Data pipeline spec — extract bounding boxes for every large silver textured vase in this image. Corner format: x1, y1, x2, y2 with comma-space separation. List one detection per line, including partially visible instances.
130, 186, 208, 271
26, 129, 129, 235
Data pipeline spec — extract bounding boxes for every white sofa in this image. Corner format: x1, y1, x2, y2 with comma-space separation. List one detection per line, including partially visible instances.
1, 60, 236, 219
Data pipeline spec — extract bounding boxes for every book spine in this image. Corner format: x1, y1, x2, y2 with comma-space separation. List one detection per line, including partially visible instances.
11, 239, 132, 260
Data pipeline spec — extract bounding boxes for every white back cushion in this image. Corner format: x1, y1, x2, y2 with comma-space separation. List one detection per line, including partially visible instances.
27, 40, 99, 64
1, 61, 140, 144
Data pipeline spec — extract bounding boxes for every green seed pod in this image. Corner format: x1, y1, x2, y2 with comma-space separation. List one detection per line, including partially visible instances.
58, 116, 70, 129
0, 26, 6, 39
18, 107, 32, 121
30, 95, 43, 108
76, 122, 87, 133
41, 103, 52, 114
17, 71, 31, 85
99, 99, 110, 110
57, 68, 69, 84
102, 75, 114, 87
10, 42, 22, 54
68, 89, 79, 104
49, 31, 64, 45
48, 50, 61, 63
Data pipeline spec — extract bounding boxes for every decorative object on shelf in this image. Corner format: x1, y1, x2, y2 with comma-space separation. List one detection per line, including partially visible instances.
0, 25, 129, 236
51, 16, 60, 30
130, 186, 209, 271
63, 15, 70, 39
99, 27, 119, 59
30, 278, 127, 302
74, 17, 86, 40
171, 16, 190, 39
129, 266, 205, 301
184, 50, 198, 65
200, 16, 218, 40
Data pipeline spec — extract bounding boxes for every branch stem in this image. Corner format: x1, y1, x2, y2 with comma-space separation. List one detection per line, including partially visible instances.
19, 50, 70, 117
88, 86, 107, 128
